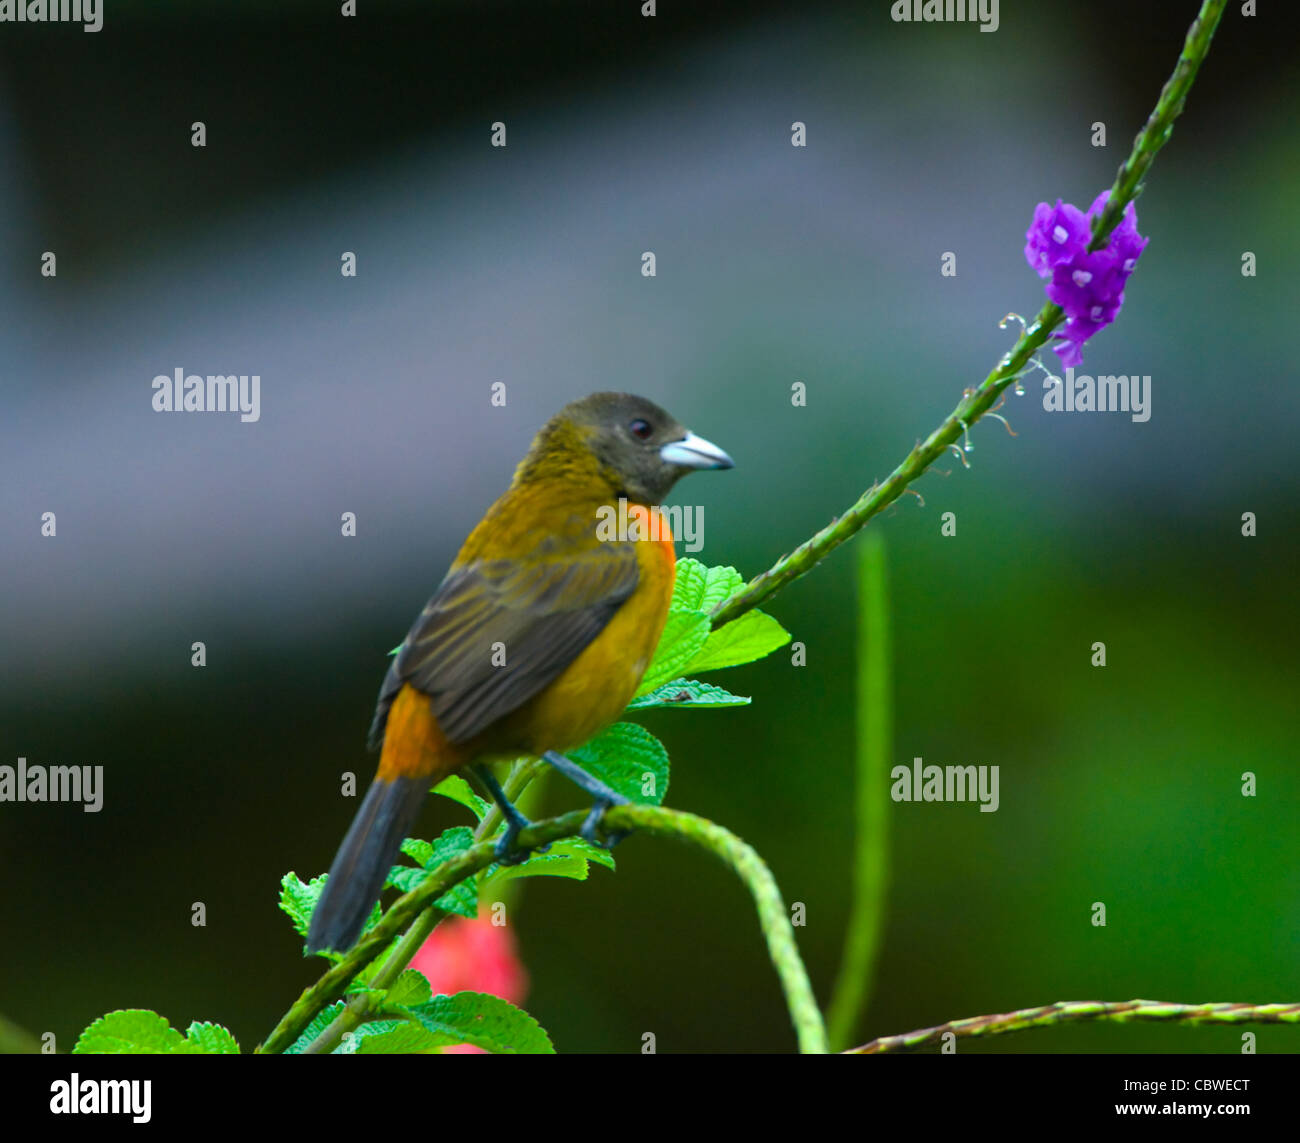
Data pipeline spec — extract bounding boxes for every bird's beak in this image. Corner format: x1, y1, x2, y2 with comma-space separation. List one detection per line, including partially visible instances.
660, 431, 734, 470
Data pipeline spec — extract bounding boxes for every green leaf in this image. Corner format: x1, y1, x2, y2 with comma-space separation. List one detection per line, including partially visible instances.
75, 1012, 240, 1055
686, 610, 791, 675
398, 992, 554, 1054
671, 558, 745, 613
385, 826, 478, 919
487, 851, 590, 885
570, 721, 668, 805
285, 1002, 346, 1054
385, 969, 433, 1010
181, 1022, 241, 1054
399, 837, 434, 866
637, 610, 710, 695
555, 835, 617, 871
432, 774, 490, 821
73, 1010, 187, 1055
282, 870, 371, 961
278, 871, 326, 939
352, 1019, 442, 1054
487, 836, 617, 887
626, 678, 751, 710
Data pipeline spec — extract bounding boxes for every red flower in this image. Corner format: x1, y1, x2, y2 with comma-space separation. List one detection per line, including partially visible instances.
410, 916, 528, 1053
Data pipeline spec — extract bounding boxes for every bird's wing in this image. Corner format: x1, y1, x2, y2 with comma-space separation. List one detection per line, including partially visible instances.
367, 536, 640, 748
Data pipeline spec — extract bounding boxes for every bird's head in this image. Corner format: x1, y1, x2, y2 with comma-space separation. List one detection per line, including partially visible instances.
526, 391, 734, 505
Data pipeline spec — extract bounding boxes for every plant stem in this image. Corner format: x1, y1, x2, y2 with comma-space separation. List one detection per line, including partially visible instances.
708, 0, 1228, 632
301, 907, 449, 1055
258, 810, 587, 1054
627, 805, 828, 1054
850, 999, 1300, 1054
825, 534, 891, 1051
260, 803, 827, 1054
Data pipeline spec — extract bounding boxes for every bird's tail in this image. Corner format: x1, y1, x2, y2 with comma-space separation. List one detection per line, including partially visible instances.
305, 774, 431, 954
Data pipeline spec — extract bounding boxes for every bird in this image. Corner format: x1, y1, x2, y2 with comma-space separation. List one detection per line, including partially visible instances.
305, 392, 733, 954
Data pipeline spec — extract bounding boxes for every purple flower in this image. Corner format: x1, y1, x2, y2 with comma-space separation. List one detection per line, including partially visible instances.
1024, 199, 1090, 279
1024, 190, 1147, 366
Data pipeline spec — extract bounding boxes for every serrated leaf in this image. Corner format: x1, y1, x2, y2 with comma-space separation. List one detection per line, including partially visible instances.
686, 610, 791, 674
486, 835, 617, 882
400, 837, 434, 866
570, 721, 668, 805
671, 559, 745, 613
385, 969, 433, 1010
279, 871, 326, 939
182, 1022, 240, 1054
353, 1019, 443, 1054
432, 774, 490, 821
551, 836, 616, 871
637, 610, 711, 695
283, 871, 371, 962
74, 1010, 187, 1055
626, 678, 751, 710
387, 865, 430, 893
285, 1002, 346, 1054
385, 826, 478, 919
487, 851, 591, 886
399, 992, 554, 1054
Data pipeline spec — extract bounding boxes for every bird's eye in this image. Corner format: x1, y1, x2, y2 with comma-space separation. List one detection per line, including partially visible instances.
628, 418, 653, 440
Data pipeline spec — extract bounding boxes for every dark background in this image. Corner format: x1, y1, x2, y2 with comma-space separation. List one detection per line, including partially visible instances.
2, 0, 1297, 1053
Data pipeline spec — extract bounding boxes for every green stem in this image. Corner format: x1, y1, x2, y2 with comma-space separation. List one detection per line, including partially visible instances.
850, 999, 1300, 1054
258, 810, 587, 1055
825, 534, 891, 1051
708, 0, 1228, 632
627, 805, 828, 1054
260, 804, 826, 1054
302, 762, 547, 1054
473, 757, 541, 845
301, 907, 449, 1055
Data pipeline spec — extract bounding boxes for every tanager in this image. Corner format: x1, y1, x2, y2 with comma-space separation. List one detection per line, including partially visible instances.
306, 392, 732, 953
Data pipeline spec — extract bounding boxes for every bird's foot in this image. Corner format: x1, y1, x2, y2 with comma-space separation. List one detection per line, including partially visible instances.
493, 814, 552, 866
539, 750, 635, 851
580, 795, 632, 851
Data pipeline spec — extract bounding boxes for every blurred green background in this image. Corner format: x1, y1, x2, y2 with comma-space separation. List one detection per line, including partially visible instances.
2, 1, 1297, 1053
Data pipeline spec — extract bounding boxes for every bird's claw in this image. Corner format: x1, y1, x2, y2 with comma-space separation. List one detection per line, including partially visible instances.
580, 797, 632, 851
493, 817, 551, 866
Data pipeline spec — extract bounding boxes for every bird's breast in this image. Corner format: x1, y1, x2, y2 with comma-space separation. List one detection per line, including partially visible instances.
500, 504, 676, 754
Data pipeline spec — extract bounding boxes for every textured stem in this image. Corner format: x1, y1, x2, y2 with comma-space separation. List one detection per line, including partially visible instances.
851, 999, 1300, 1054
257, 809, 589, 1054
260, 803, 826, 1054
302, 907, 449, 1055
301, 761, 551, 1053
709, 0, 1228, 631
626, 805, 828, 1054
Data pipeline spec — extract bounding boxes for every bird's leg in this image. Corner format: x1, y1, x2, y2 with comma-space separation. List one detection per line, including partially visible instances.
472, 763, 550, 866
541, 751, 633, 850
